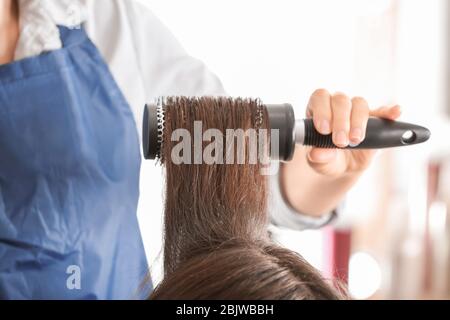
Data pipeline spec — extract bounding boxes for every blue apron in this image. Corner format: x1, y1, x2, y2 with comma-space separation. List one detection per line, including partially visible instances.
0, 26, 150, 299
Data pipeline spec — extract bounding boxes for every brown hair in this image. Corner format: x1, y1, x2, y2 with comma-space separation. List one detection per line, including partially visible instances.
149, 96, 344, 300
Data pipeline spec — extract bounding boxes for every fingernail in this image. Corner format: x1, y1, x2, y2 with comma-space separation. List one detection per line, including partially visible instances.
350, 128, 363, 143
320, 120, 331, 134
334, 130, 349, 147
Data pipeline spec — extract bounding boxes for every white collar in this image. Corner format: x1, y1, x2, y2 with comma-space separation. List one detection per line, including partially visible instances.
15, 0, 88, 60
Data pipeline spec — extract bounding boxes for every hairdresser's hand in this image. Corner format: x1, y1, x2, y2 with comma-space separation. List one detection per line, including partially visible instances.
305, 89, 401, 177
280, 89, 401, 217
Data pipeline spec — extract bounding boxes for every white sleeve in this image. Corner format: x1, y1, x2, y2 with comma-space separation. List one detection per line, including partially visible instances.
268, 164, 338, 230
124, 1, 226, 99
123, 0, 337, 231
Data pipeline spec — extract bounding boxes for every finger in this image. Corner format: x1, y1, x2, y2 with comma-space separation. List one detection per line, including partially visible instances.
349, 97, 370, 145
331, 92, 352, 147
307, 89, 332, 135
370, 105, 402, 120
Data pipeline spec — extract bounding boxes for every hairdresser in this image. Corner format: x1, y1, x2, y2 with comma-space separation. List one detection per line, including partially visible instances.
0, 0, 401, 299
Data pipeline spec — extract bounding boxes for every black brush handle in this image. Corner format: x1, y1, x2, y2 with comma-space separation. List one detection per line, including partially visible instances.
302, 118, 431, 149
266, 103, 431, 161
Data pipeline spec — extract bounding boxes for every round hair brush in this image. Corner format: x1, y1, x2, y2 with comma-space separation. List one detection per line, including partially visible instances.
143, 99, 431, 161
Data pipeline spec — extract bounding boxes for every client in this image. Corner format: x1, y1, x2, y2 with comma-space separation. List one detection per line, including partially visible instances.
150, 96, 345, 300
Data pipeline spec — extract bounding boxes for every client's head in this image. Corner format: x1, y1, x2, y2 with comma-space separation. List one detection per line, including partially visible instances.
150, 96, 344, 300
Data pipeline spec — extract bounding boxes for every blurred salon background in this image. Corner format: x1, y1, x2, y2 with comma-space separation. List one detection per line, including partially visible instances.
138, 0, 450, 299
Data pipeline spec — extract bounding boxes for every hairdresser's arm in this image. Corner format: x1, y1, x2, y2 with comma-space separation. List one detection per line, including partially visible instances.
280, 89, 401, 218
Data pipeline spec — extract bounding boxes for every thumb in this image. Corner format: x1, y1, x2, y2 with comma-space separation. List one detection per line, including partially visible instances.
307, 148, 337, 164
306, 148, 348, 177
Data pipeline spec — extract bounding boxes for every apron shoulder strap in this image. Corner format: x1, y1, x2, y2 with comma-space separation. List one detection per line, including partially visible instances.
57, 25, 88, 48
